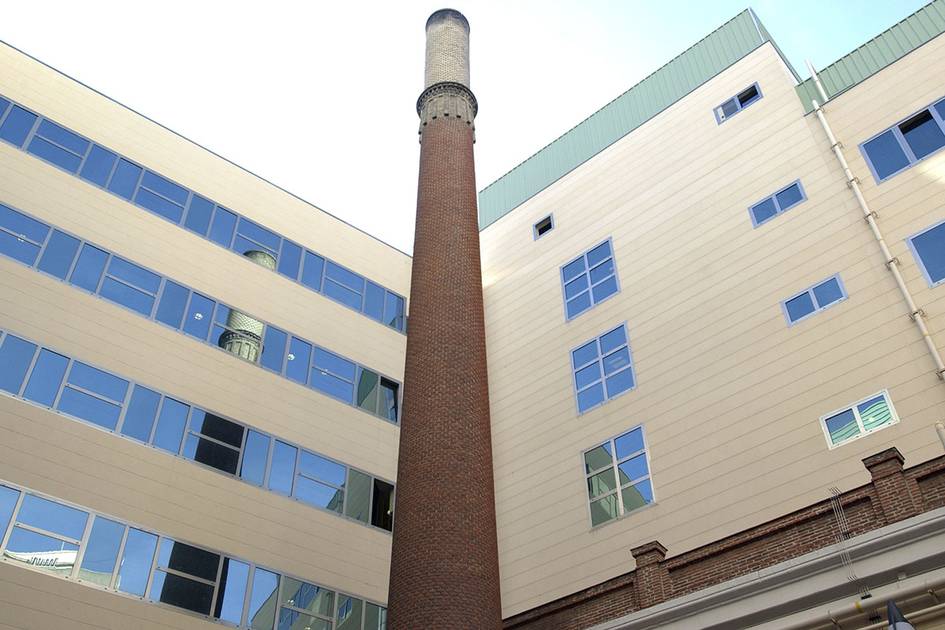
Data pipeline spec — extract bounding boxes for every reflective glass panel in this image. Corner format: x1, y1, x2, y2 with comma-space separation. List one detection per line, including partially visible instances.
864, 130, 910, 180
775, 183, 803, 211
121, 385, 161, 442
36, 230, 80, 279
268, 441, 297, 495
614, 428, 644, 459
248, 568, 280, 630
68, 244, 108, 292
215, 558, 250, 624
100, 276, 155, 316
35, 119, 88, 155
825, 409, 859, 445
605, 368, 635, 397
357, 369, 380, 414
277, 240, 302, 281
565, 275, 589, 300
566, 292, 592, 318
912, 221, 945, 285
298, 451, 346, 486
107, 159, 142, 200
57, 386, 122, 430
280, 609, 331, 630
107, 257, 160, 294
209, 207, 237, 247
617, 454, 648, 484
785, 292, 816, 322
5, 527, 78, 575
590, 494, 618, 526
261, 326, 288, 372
812, 277, 844, 308
577, 382, 605, 412
311, 368, 354, 402
371, 480, 394, 531
586, 242, 611, 267
184, 195, 214, 236
140, 171, 188, 205
0, 105, 37, 146
295, 476, 343, 512
281, 576, 334, 616
900, 110, 945, 160
599, 327, 627, 355
286, 337, 311, 384
116, 528, 158, 596
150, 569, 214, 614
574, 363, 602, 391
384, 292, 405, 330
152, 398, 189, 454
28, 135, 83, 172
0, 334, 37, 394
591, 276, 618, 302
0, 485, 20, 541
363, 282, 385, 322
622, 479, 653, 511
719, 98, 738, 118
589, 259, 614, 285
858, 395, 893, 431
182, 292, 214, 340
0, 204, 48, 264
18, 494, 89, 540
587, 469, 617, 498
301, 251, 325, 291
583, 442, 612, 473
240, 430, 270, 485
380, 378, 398, 422
323, 278, 362, 310
602, 348, 631, 375
751, 198, 778, 225
364, 603, 385, 630
79, 145, 117, 186
22, 349, 69, 406
68, 361, 128, 402
155, 281, 190, 329
572, 341, 599, 369
79, 517, 124, 586
344, 469, 371, 523
236, 218, 281, 254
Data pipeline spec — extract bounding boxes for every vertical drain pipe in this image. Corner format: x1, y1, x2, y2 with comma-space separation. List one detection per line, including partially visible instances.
805, 60, 945, 382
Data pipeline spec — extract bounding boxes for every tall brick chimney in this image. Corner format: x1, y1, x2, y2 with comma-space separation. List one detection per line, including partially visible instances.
387, 9, 502, 629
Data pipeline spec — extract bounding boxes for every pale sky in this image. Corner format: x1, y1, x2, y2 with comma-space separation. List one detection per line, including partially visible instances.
0, 1, 931, 254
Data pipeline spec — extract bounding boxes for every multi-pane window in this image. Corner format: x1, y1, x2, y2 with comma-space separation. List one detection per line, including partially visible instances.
821, 391, 899, 448
0, 328, 395, 532
782, 274, 847, 325
561, 239, 619, 319
908, 218, 945, 287
583, 426, 654, 527
0, 94, 407, 332
749, 180, 806, 227
861, 97, 945, 182
714, 83, 762, 123
572, 324, 636, 413
0, 481, 388, 628
0, 203, 399, 423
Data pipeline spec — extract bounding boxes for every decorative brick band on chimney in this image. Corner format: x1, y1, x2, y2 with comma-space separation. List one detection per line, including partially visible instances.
388, 9, 503, 630
863, 447, 924, 524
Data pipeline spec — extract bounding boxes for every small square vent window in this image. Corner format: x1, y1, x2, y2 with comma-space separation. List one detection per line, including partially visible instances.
533, 215, 554, 239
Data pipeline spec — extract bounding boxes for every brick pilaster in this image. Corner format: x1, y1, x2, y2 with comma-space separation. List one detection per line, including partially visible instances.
863, 447, 923, 524
631, 541, 670, 609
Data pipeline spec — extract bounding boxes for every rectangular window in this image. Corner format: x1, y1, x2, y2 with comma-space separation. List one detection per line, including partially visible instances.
583, 426, 653, 527
0, 203, 49, 266
861, 97, 945, 182
908, 218, 945, 287
135, 171, 188, 223
782, 274, 846, 325
749, 180, 806, 227
561, 238, 619, 319
714, 83, 762, 123
533, 214, 554, 239
36, 230, 81, 280
323, 261, 365, 311
0, 333, 38, 395
234, 218, 281, 259
149, 538, 221, 615
183, 195, 214, 236
182, 409, 244, 475
572, 324, 636, 414
295, 450, 346, 513
0, 105, 38, 147
100, 256, 161, 316
56, 361, 129, 431
821, 390, 899, 448
79, 145, 117, 187
27, 119, 89, 173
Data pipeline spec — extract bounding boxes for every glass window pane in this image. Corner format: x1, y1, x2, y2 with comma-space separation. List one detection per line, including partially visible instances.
324, 278, 363, 310
277, 240, 303, 281
864, 130, 910, 180
0, 96, 7, 115
0, 105, 38, 146
0, 227, 42, 265
190, 409, 243, 447
572, 341, 599, 369
107, 159, 142, 200
602, 348, 631, 376
599, 326, 627, 354
149, 569, 214, 615
365, 282, 385, 321
371, 479, 394, 531
107, 257, 160, 294
857, 395, 893, 431
156, 538, 220, 581
281, 576, 334, 617
280, 609, 331, 630
325, 261, 364, 292
78, 517, 125, 586
364, 603, 385, 630
183, 433, 240, 475
261, 326, 288, 373
785, 292, 815, 322
140, 171, 188, 205
182, 292, 214, 341
68, 244, 108, 292
209, 207, 237, 247
5, 527, 78, 576
591, 276, 618, 303
775, 183, 803, 211
0, 204, 49, 245
566, 292, 592, 318
617, 454, 648, 484
0, 485, 21, 543
380, 378, 399, 422
79, 145, 117, 186
301, 251, 325, 291
240, 430, 270, 485
314, 349, 355, 381
268, 441, 297, 495
586, 241, 611, 267
236, 218, 281, 254
584, 443, 613, 474
737, 85, 760, 107
136, 186, 185, 222
356, 369, 380, 414
214, 558, 250, 624
295, 476, 344, 512
751, 197, 778, 225
825, 409, 859, 445
184, 195, 214, 236
577, 382, 605, 412
336, 596, 363, 630
574, 363, 601, 391
384, 293, 405, 330
312, 369, 354, 403
37, 230, 80, 279
589, 259, 615, 285
299, 451, 346, 486
117, 528, 158, 596
344, 469, 372, 523
68, 361, 128, 402
719, 98, 738, 118
18, 494, 89, 540
155, 281, 190, 329
590, 494, 618, 526
912, 221, 945, 285
121, 385, 161, 442
35, 119, 88, 154
614, 428, 644, 459
100, 277, 156, 316
605, 368, 635, 398
564, 275, 589, 300
153, 398, 189, 454
900, 110, 945, 160
248, 568, 280, 630
812, 277, 844, 308
0, 334, 37, 395
587, 468, 617, 499
28, 136, 83, 172
23, 349, 69, 406
622, 479, 653, 511
57, 387, 122, 430
286, 337, 312, 384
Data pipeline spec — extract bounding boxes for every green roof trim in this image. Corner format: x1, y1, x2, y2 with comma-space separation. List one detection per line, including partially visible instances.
478, 9, 781, 230
796, 0, 945, 113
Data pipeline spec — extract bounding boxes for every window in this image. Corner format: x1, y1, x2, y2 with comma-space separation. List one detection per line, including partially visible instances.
561, 239, 619, 319
714, 83, 762, 123
861, 97, 945, 182
908, 218, 945, 287
0, 481, 388, 627
572, 324, 636, 413
782, 274, 847, 325
749, 180, 806, 227
533, 215, 554, 239
0, 93, 408, 332
0, 202, 49, 265
583, 426, 654, 527
821, 391, 899, 448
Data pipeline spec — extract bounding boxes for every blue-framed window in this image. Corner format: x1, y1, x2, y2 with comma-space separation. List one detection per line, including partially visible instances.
861, 97, 945, 182
749, 180, 806, 227
782, 274, 847, 325
821, 390, 898, 448
714, 83, 762, 124
533, 214, 554, 240
0, 94, 407, 333
0, 327, 395, 532
583, 425, 653, 527
0, 202, 400, 424
561, 239, 619, 319
572, 324, 636, 414
908, 218, 945, 288
0, 479, 388, 627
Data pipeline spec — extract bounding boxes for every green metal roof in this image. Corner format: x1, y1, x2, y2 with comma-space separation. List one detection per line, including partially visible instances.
477, 9, 782, 230
795, 0, 945, 113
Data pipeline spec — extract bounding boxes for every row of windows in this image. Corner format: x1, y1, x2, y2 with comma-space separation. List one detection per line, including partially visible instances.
0, 481, 387, 629
0, 94, 406, 333
0, 328, 395, 532
0, 202, 399, 423
861, 96, 945, 183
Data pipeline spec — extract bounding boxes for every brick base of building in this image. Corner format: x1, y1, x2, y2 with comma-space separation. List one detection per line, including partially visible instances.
504, 447, 945, 629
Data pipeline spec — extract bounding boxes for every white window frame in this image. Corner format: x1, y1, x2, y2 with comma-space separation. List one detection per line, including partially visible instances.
819, 389, 900, 450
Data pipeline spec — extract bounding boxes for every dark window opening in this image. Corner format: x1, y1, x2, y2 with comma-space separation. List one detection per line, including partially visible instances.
534, 215, 554, 239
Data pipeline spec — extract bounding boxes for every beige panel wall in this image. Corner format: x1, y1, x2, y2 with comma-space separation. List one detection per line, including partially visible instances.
481, 41, 945, 616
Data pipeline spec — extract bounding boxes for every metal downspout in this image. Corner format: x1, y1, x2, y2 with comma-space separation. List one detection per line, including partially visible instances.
805, 60, 945, 382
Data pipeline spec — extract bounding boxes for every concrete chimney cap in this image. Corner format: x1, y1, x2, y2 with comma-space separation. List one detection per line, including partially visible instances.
426, 9, 469, 31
